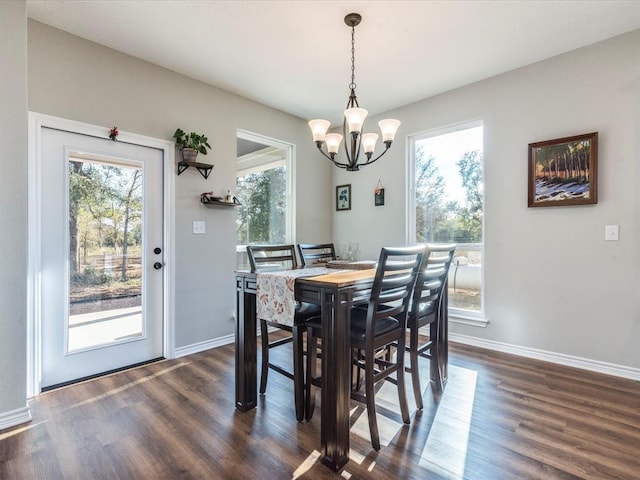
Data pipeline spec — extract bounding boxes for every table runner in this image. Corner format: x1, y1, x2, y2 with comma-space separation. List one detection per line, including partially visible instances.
256, 267, 331, 326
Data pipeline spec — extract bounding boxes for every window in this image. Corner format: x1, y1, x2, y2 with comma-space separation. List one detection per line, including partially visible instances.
408, 122, 484, 319
235, 131, 293, 247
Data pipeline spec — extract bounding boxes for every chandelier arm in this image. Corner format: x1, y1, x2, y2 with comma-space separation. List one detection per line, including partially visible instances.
315, 143, 350, 168
362, 142, 393, 166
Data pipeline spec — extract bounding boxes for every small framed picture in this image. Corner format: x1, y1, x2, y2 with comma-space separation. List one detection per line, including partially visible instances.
528, 132, 598, 207
336, 184, 351, 211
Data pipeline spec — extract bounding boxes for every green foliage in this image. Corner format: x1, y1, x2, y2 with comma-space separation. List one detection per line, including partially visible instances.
415, 147, 483, 244
236, 166, 286, 244
173, 128, 212, 155
71, 265, 110, 286
69, 162, 142, 277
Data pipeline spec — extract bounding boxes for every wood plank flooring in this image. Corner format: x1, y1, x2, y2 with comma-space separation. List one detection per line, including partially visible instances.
1, 340, 639, 479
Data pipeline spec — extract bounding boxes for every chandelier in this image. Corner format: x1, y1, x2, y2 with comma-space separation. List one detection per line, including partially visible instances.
308, 13, 401, 171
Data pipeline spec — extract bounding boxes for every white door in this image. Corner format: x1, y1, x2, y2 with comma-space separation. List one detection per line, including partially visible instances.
40, 127, 164, 388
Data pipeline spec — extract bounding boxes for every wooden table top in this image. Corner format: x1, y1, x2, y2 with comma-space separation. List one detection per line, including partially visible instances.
296, 268, 376, 288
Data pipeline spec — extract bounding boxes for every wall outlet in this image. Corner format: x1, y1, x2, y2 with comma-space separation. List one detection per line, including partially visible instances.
605, 224, 619, 241
193, 220, 206, 234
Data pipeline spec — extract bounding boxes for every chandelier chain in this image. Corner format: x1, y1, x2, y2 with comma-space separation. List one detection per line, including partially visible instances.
309, 13, 399, 171
349, 24, 356, 91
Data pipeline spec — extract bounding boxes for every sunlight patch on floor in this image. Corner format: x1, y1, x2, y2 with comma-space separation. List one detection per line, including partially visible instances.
0, 421, 46, 441
292, 449, 321, 479
57, 361, 190, 412
419, 365, 477, 479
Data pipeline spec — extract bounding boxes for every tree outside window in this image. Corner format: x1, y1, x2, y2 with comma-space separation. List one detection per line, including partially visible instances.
414, 125, 484, 313
236, 166, 286, 245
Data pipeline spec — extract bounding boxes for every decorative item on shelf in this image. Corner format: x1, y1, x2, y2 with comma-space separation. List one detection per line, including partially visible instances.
109, 126, 119, 141
374, 179, 385, 206
173, 128, 212, 162
173, 128, 214, 179
200, 191, 241, 207
308, 13, 401, 171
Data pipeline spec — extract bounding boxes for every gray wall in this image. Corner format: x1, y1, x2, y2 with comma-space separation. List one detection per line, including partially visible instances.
0, 1, 28, 419
27, 20, 332, 349
333, 29, 640, 370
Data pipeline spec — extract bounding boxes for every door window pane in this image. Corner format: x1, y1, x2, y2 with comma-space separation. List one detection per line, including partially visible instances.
68, 159, 143, 351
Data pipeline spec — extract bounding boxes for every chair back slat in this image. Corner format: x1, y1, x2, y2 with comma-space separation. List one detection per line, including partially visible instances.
365, 245, 426, 338
246, 245, 297, 272
410, 243, 456, 324
297, 243, 336, 267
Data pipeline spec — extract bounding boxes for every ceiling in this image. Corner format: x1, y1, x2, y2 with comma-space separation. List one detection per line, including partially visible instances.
27, 1, 640, 126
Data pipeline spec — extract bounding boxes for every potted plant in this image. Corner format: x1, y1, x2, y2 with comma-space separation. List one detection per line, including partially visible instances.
173, 128, 212, 164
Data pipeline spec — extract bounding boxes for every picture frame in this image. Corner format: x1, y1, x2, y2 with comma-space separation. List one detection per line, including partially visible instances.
528, 132, 598, 207
374, 188, 385, 206
336, 184, 351, 211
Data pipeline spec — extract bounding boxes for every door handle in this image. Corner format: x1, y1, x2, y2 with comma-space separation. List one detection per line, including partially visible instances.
153, 262, 163, 270
154, 247, 162, 254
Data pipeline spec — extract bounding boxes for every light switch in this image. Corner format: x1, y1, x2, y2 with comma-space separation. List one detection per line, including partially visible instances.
605, 224, 619, 241
193, 220, 206, 234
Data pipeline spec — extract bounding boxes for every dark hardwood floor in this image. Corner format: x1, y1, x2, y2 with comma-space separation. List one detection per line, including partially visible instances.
1, 339, 639, 479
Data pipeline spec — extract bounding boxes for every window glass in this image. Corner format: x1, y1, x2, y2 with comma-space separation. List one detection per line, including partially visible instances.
413, 124, 484, 313
235, 132, 292, 248
236, 165, 287, 245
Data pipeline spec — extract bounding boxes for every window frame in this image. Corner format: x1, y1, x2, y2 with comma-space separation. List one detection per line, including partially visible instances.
406, 119, 487, 327
235, 130, 295, 251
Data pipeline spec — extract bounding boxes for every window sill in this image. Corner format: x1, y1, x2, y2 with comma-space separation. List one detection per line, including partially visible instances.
449, 310, 488, 328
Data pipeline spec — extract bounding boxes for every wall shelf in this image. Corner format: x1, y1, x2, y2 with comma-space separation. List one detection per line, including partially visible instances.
200, 196, 241, 207
177, 160, 213, 179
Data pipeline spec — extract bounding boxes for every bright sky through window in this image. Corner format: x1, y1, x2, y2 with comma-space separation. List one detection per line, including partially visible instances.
416, 126, 483, 204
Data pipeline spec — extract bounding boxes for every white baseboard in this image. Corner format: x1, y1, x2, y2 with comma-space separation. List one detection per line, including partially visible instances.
449, 332, 640, 381
173, 329, 640, 382
173, 326, 265, 359
174, 333, 235, 358
0, 405, 32, 432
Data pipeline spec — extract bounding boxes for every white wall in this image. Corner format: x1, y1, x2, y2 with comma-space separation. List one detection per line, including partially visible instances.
27, 20, 332, 349
0, 1, 29, 422
333, 29, 640, 370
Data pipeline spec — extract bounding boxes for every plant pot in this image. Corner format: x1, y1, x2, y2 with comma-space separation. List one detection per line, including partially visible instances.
181, 147, 199, 164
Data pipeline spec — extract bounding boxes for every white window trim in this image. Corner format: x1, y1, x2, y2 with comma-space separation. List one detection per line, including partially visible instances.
406, 119, 487, 326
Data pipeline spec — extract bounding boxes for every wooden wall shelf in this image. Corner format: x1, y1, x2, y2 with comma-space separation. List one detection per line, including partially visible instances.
177, 160, 213, 179
201, 196, 241, 207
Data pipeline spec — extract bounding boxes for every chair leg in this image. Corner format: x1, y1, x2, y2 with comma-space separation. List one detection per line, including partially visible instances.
431, 317, 444, 394
354, 348, 363, 391
259, 319, 269, 394
305, 328, 318, 421
364, 349, 381, 451
396, 336, 411, 424
409, 327, 423, 410
293, 325, 305, 422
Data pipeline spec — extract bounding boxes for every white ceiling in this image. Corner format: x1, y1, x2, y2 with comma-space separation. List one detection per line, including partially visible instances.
27, 1, 640, 126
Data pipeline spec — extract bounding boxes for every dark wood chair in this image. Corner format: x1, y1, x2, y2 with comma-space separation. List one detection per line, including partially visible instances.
406, 243, 456, 409
305, 245, 425, 450
297, 243, 336, 267
246, 245, 320, 421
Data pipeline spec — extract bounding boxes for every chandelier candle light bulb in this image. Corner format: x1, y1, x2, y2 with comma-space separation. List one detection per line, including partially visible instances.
325, 133, 343, 155
308, 12, 400, 171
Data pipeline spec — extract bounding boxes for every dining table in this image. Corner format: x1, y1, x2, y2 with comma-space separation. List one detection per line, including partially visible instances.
234, 265, 449, 471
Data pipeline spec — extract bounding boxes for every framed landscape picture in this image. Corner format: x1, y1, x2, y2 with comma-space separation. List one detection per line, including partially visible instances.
528, 132, 598, 207
336, 184, 351, 211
